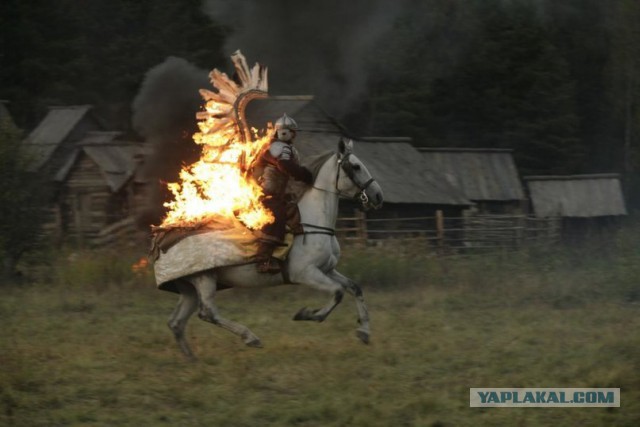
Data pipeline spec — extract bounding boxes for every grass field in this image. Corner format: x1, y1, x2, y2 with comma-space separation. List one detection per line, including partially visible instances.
1, 228, 640, 426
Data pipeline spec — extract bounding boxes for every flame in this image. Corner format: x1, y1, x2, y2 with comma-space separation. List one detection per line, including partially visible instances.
132, 257, 149, 274
158, 52, 273, 230
160, 123, 273, 229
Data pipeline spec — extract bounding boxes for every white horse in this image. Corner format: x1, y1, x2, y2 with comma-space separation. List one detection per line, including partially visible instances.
165, 139, 383, 358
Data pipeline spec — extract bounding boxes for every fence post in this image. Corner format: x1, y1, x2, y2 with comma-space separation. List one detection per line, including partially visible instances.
355, 209, 367, 246
436, 209, 444, 248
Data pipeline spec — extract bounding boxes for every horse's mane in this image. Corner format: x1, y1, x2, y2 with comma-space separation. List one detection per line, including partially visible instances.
284, 150, 335, 202
302, 150, 336, 182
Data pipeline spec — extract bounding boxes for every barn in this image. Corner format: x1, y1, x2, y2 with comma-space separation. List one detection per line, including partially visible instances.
525, 174, 627, 239
50, 131, 148, 246
417, 148, 526, 214
22, 105, 105, 176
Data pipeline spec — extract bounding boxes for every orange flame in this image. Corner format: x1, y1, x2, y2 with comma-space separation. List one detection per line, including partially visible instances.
160, 122, 273, 229
159, 53, 273, 230
132, 257, 149, 274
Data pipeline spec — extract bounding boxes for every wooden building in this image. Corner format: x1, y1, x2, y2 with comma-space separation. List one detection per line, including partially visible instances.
51, 131, 147, 246
418, 148, 526, 214
525, 174, 627, 239
22, 105, 104, 177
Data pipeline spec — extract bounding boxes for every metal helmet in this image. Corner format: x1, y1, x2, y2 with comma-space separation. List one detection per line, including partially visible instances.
274, 113, 298, 131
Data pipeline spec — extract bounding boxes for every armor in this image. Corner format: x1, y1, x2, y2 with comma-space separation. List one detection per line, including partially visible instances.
253, 114, 312, 273
257, 141, 302, 195
274, 113, 298, 131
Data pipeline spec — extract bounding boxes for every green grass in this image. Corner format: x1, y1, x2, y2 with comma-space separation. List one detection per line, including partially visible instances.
1, 228, 640, 426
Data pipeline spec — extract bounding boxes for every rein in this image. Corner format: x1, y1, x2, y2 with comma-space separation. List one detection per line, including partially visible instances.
312, 153, 377, 204
298, 223, 335, 236
299, 152, 376, 240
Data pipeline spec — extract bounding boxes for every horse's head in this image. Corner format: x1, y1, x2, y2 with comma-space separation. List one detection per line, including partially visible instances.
336, 139, 384, 210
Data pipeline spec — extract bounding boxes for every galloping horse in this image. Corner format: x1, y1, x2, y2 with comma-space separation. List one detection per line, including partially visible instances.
162, 139, 383, 358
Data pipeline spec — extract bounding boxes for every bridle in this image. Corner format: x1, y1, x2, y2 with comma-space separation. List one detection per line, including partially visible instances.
302, 152, 377, 238
337, 152, 377, 207
312, 152, 377, 207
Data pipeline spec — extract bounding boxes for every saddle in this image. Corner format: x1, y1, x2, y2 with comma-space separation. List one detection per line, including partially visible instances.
149, 203, 301, 263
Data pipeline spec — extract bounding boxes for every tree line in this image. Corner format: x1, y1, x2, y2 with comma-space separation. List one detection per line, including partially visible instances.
1, 0, 638, 186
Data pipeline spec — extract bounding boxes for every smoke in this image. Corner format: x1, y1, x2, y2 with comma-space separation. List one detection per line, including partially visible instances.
132, 56, 209, 226
202, 0, 407, 115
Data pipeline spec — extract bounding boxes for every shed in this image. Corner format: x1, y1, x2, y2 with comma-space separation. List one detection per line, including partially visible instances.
418, 148, 526, 214
525, 174, 627, 238
51, 131, 146, 245
22, 105, 104, 175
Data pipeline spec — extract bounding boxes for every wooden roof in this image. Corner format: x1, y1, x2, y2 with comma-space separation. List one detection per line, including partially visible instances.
55, 132, 141, 192
418, 148, 525, 202
525, 174, 627, 218
22, 105, 96, 171
295, 133, 471, 206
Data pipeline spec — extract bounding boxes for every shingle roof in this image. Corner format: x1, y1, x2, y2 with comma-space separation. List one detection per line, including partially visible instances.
418, 148, 525, 201
295, 132, 471, 206
22, 105, 94, 171
55, 132, 141, 192
525, 174, 627, 218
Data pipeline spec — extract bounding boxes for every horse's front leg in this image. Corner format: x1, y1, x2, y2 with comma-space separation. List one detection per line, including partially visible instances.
327, 270, 370, 344
291, 267, 344, 323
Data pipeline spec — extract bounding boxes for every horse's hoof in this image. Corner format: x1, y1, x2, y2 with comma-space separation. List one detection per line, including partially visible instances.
245, 337, 263, 348
293, 307, 310, 321
356, 329, 370, 345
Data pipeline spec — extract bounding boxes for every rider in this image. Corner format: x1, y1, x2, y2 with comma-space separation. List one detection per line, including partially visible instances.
253, 113, 313, 273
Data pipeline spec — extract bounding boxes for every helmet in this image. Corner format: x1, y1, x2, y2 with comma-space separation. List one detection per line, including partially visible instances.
274, 113, 298, 131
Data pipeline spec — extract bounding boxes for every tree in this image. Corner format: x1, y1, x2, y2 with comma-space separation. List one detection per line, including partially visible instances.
606, 0, 640, 206
0, 0, 226, 130
426, 2, 582, 175
0, 117, 47, 281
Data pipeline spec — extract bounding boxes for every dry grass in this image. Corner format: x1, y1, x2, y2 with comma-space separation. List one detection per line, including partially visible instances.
1, 229, 640, 426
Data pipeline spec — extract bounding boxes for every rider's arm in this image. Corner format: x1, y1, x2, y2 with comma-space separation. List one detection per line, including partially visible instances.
277, 158, 313, 184
270, 143, 313, 184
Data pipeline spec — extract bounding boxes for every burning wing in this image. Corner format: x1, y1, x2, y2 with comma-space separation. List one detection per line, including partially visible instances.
160, 51, 275, 230
195, 50, 268, 146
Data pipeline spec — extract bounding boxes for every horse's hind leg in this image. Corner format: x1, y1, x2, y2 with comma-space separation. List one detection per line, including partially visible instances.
189, 272, 263, 348
168, 280, 198, 360
328, 270, 371, 344
292, 267, 344, 322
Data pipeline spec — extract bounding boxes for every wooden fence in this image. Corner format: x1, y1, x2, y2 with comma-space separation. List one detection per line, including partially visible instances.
336, 210, 561, 250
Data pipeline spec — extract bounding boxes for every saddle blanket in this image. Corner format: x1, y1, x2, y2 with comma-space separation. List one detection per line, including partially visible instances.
151, 218, 290, 292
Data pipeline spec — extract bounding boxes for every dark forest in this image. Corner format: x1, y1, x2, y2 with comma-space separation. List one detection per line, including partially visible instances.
1, 0, 639, 200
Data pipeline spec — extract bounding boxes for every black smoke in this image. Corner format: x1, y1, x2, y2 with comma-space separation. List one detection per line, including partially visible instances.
132, 56, 209, 226
202, 0, 406, 115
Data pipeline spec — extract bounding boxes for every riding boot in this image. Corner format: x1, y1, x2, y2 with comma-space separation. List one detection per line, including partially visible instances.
255, 241, 281, 274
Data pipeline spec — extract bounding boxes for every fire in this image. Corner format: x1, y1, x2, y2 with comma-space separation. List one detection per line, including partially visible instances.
159, 51, 273, 230
132, 257, 149, 274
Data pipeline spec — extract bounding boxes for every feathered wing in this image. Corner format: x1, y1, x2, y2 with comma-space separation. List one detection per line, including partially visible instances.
196, 50, 269, 145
